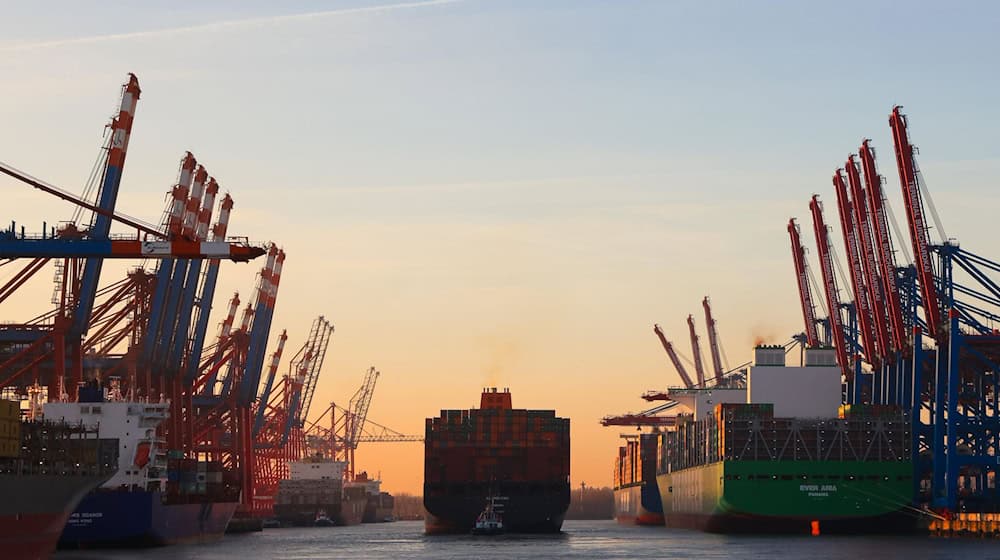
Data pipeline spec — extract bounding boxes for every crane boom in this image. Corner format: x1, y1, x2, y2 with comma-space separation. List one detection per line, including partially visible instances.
0, 161, 162, 238
298, 317, 334, 423
0, 235, 264, 260
859, 140, 909, 355
702, 297, 724, 384
787, 218, 820, 346
889, 106, 942, 339
653, 324, 695, 388
846, 155, 893, 361
72, 74, 141, 338
686, 315, 706, 386
832, 169, 879, 366
809, 195, 851, 379
601, 401, 680, 427
185, 193, 236, 384
347, 367, 379, 447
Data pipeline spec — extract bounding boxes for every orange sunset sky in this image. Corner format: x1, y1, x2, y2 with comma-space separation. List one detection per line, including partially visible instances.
3, 1, 1000, 495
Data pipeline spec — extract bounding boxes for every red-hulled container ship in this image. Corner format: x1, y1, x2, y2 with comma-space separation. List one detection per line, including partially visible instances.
424, 388, 570, 534
0, 399, 119, 560
612, 432, 663, 525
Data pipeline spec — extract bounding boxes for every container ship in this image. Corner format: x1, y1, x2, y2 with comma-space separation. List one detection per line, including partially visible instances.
655, 346, 917, 534
45, 393, 240, 547
0, 398, 119, 560
274, 453, 365, 526
424, 387, 570, 534
351, 471, 396, 523
612, 432, 663, 525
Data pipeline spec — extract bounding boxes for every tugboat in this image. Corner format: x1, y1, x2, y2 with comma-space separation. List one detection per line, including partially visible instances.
471, 496, 504, 536
314, 509, 334, 527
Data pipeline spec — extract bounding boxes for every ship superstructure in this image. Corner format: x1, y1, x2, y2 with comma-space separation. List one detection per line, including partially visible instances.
45, 398, 169, 492
44, 394, 239, 547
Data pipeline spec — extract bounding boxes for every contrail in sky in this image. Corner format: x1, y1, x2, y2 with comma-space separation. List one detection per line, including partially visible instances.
2, 0, 467, 53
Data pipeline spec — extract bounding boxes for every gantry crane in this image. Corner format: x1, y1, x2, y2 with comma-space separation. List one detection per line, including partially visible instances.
832, 169, 879, 369
252, 316, 335, 515
787, 218, 821, 347
305, 367, 422, 481
686, 315, 706, 387
808, 195, 857, 401
0, 75, 262, 406
652, 324, 694, 389
788, 106, 1000, 515
859, 140, 909, 357
845, 155, 893, 364
702, 297, 725, 384
890, 107, 943, 340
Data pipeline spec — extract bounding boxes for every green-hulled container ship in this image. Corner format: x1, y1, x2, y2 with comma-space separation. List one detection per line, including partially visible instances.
656, 401, 918, 534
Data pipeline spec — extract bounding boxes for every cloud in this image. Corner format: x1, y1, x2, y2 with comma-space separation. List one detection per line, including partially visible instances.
1, 0, 468, 53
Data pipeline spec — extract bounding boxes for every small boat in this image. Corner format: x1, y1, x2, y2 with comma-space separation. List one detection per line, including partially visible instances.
314, 509, 335, 527
471, 496, 504, 536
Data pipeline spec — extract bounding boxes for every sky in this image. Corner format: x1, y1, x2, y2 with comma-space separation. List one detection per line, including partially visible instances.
2, 0, 1000, 495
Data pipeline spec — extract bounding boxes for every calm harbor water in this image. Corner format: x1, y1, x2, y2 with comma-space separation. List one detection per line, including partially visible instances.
54, 520, 1000, 560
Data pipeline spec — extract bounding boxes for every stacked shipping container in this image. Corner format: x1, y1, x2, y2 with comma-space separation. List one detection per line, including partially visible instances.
658, 402, 908, 472
612, 432, 664, 525
612, 434, 659, 489
164, 457, 234, 502
425, 405, 569, 486
0, 399, 20, 458
15, 420, 118, 477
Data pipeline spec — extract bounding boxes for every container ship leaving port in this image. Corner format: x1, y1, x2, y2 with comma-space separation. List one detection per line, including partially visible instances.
0, 398, 119, 559
612, 433, 663, 525
351, 471, 396, 523
274, 454, 365, 526
655, 346, 917, 534
45, 392, 240, 547
424, 388, 570, 534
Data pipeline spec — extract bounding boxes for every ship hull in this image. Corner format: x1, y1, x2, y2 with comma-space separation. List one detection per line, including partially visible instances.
0, 474, 109, 560
337, 494, 365, 526
59, 491, 238, 547
656, 460, 921, 534
614, 481, 664, 526
273, 495, 365, 527
0, 512, 73, 560
363, 504, 395, 523
363, 493, 396, 523
424, 483, 569, 534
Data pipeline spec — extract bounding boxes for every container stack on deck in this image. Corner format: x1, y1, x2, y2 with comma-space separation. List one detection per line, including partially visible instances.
612, 433, 663, 525
0, 400, 19, 458
424, 388, 570, 534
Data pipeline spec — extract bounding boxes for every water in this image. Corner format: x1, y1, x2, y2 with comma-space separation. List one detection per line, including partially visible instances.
54, 520, 1000, 560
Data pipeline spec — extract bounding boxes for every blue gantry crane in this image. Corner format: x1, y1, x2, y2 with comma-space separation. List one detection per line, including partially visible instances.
790, 106, 1000, 523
